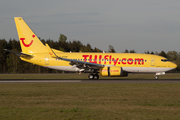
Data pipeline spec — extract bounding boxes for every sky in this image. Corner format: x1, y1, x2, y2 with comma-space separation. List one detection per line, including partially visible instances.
1, 0, 180, 53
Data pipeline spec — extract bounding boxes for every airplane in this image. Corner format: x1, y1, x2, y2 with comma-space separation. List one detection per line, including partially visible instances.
4, 17, 177, 80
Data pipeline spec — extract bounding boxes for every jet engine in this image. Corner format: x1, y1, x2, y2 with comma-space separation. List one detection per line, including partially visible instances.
100, 66, 128, 77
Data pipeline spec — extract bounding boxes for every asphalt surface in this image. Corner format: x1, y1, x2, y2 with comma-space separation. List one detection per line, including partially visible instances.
0, 79, 180, 83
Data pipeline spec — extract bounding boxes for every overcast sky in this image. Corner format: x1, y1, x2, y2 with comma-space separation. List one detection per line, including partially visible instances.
1, 0, 180, 53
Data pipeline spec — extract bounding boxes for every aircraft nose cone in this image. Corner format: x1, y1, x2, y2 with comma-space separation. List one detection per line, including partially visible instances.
171, 62, 177, 69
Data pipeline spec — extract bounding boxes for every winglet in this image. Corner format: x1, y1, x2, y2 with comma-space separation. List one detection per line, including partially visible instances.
45, 43, 59, 58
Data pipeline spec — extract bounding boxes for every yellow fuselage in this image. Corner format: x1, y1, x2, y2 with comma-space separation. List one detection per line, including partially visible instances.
21, 52, 177, 73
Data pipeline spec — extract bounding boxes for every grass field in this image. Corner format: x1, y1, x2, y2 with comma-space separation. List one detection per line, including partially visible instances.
0, 74, 180, 120
0, 83, 180, 120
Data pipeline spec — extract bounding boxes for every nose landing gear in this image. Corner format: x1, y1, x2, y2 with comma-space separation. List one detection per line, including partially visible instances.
154, 72, 165, 79
154, 75, 159, 80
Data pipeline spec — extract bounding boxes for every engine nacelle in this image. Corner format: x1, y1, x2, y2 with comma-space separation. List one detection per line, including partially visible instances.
100, 66, 128, 77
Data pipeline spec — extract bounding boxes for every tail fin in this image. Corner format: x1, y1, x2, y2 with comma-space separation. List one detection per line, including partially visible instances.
14, 17, 47, 53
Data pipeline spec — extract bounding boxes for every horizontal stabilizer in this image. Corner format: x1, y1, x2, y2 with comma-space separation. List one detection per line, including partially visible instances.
4, 49, 33, 58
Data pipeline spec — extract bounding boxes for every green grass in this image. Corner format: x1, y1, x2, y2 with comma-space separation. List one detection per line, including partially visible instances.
0, 83, 180, 119
0, 73, 180, 79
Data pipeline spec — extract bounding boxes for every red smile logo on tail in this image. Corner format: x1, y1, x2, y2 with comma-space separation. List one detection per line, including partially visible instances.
20, 35, 35, 47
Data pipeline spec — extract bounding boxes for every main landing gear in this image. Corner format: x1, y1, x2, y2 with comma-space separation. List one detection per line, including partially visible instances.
88, 73, 99, 80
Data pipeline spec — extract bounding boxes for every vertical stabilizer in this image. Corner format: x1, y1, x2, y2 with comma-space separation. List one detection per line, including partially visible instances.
14, 17, 47, 53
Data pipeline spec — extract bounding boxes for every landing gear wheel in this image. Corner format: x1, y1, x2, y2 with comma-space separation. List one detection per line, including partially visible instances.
154, 75, 159, 80
93, 74, 99, 80
88, 74, 94, 79
88, 74, 99, 80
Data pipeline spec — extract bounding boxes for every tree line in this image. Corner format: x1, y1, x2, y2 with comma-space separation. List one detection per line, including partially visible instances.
0, 34, 179, 73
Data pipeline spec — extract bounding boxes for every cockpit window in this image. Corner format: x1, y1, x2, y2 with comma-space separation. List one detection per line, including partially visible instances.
161, 59, 169, 62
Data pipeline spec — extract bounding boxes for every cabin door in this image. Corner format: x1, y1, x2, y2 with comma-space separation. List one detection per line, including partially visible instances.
151, 57, 155, 66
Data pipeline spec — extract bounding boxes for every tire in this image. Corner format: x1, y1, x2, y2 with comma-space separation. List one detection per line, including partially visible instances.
88, 74, 94, 79
154, 76, 159, 80
93, 74, 99, 80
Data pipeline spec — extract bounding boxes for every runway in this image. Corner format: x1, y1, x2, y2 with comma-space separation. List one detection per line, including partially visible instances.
0, 79, 180, 83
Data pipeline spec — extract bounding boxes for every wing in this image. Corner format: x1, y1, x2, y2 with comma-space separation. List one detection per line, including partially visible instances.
45, 44, 104, 70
